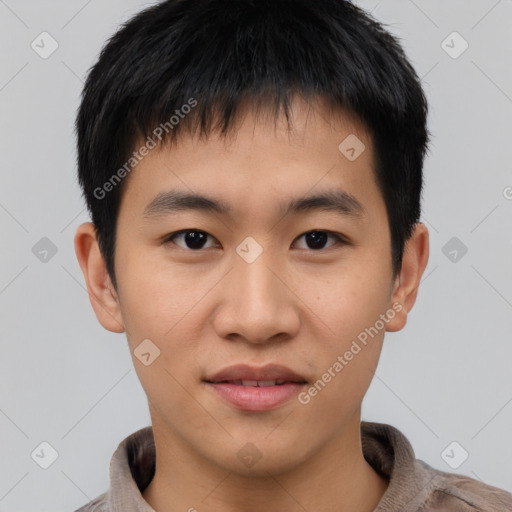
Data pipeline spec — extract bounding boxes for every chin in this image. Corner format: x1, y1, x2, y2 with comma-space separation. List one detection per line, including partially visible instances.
212, 437, 313, 478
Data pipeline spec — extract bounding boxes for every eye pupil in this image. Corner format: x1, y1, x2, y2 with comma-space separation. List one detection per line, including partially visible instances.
305, 231, 328, 250
185, 231, 208, 250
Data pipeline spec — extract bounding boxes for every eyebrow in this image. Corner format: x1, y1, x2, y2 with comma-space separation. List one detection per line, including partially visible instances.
142, 188, 365, 220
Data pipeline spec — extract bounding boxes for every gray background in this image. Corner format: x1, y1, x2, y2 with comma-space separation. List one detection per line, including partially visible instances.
0, 0, 511, 510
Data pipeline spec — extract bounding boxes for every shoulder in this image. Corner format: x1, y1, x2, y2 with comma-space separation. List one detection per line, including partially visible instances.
361, 422, 512, 512
73, 492, 109, 512
416, 460, 512, 511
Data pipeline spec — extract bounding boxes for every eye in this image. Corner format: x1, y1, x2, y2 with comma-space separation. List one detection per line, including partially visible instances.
163, 229, 347, 251
163, 230, 219, 250
292, 230, 346, 250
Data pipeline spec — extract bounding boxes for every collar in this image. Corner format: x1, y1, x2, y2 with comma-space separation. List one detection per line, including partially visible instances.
105, 421, 432, 512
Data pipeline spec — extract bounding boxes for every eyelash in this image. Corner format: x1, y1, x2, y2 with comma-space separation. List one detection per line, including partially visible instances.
162, 229, 349, 251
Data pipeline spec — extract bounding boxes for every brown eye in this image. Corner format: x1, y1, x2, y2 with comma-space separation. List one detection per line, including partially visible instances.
164, 230, 218, 250
293, 231, 345, 250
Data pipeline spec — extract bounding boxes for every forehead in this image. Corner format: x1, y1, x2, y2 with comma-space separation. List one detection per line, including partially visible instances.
118, 98, 383, 223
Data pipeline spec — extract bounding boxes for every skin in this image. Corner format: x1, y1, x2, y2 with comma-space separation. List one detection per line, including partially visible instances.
75, 97, 429, 512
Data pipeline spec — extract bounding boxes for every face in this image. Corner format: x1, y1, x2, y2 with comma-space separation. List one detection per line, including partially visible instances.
111, 99, 402, 475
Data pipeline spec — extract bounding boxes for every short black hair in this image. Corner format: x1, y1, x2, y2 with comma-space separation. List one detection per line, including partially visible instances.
76, 0, 430, 288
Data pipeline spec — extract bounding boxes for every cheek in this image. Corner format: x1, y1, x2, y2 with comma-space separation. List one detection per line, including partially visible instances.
116, 249, 205, 342
116, 254, 215, 392
299, 301, 386, 425
297, 260, 391, 341
294, 262, 390, 405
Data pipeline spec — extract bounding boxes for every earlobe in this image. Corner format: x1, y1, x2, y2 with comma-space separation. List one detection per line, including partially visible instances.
74, 222, 125, 333
385, 223, 429, 333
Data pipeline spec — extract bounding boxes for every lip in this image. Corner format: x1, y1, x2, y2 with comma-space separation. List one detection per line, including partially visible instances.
204, 364, 308, 412
205, 364, 308, 383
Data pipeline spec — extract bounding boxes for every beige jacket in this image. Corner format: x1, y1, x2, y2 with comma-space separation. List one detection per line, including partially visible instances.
75, 421, 512, 511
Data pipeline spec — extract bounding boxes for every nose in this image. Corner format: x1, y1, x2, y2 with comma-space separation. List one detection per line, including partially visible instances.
212, 248, 301, 345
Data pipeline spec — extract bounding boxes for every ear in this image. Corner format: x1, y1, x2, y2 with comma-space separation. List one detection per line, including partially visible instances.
74, 222, 125, 333
385, 223, 429, 332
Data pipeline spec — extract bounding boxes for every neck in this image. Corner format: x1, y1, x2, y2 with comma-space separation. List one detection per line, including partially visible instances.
142, 413, 388, 512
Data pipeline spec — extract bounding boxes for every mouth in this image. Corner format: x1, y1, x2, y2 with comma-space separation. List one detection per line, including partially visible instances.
208, 379, 302, 386
204, 364, 308, 412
